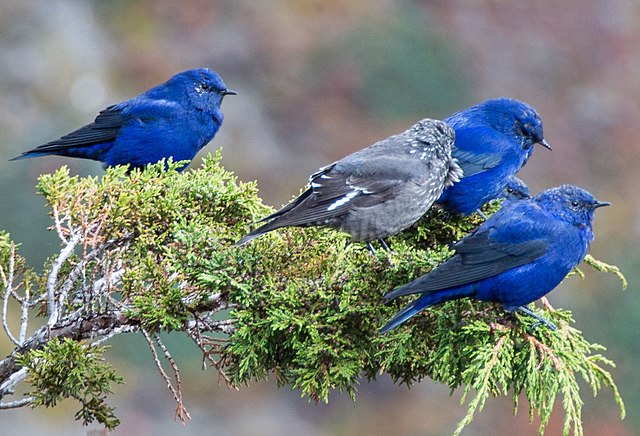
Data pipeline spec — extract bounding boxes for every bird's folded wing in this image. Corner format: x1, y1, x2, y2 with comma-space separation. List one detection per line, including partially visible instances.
385, 230, 549, 300
260, 156, 425, 227
21, 106, 126, 154
452, 149, 504, 177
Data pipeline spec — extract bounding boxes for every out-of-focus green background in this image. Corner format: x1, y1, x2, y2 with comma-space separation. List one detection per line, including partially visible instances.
0, 1, 637, 434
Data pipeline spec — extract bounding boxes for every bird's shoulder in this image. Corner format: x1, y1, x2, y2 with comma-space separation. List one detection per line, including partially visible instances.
453, 123, 518, 152
449, 127, 520, 179
458, 201, 583, 265
317, 153, 434, 190
115, 94, 186, 121
307, 158, 399, 201
471, 201, 561, 244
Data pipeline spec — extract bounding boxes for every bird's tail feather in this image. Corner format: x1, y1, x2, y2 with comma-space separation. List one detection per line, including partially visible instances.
9, 152, 44, 161
380, 287, 474, 333
235, 189, 315, 246
380, 297, 426, 334
234, 233, 259, 246
235, 220, 285, 246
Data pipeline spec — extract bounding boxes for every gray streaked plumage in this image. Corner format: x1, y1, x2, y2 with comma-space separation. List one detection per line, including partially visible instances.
236, 119, 463, 246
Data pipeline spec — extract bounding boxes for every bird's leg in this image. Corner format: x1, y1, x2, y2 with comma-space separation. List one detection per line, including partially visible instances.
476, 209, 488, 220
366, 242, 377, 254
379, 239, 391, 251
515, 306, 557, 331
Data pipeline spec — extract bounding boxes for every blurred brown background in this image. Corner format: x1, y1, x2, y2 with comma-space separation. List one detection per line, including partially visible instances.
0, 1, 637, 434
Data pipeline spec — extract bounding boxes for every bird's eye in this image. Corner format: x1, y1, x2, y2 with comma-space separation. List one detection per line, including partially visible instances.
507, 188, 514, 193
570, 200, 580, 208
200, 83, 211, 91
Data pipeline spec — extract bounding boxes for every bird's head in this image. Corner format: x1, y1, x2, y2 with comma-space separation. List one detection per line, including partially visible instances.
480, 98, 552, 156
172, 68, 237, 117
501, 176, 530, 201
535, 185, 609, 229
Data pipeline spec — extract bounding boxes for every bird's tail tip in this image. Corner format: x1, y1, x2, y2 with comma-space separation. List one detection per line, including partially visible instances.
235, 219, 283, 246
8, 153, 33, 161
383, 282, 415, 302
379, 299, 423, 334
383, 292, 397, 303
379, 325, 394, 335
234, 232, 261, 247
380, 308, 417, 334
234, 236, 252, 247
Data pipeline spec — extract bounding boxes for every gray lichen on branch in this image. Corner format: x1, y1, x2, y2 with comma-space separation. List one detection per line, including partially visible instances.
0, 152, 626, 434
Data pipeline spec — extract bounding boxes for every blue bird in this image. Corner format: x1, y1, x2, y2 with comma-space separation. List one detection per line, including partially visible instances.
498, 176, 530, 202
381, 185, 609, 333
11, 68, 236, 170
437, 98, 551, 216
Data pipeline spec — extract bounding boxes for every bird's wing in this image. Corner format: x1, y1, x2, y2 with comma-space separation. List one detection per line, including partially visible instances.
255, 163, 339, 224
23, 106, 127, 154
453, 149, 505, 178
385, 219, 550, 300
259, 155, 427, 227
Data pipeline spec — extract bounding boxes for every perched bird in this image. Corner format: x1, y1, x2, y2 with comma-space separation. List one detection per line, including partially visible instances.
437, 98, 551, 216
498, 176, 530, 202
476, 176, 531, 220
236, 119, 463, 249
381, 185, 609, 333
11, 68, 236, 170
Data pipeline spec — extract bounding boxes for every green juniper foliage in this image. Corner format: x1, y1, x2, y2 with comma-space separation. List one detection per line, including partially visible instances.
16, 338, 122, 430
0, 152, 626, 434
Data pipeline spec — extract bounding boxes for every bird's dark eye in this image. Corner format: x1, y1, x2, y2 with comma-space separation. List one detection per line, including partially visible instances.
507, 188, 514, 193
571, 200, 580, 208
200, 83, 211, 91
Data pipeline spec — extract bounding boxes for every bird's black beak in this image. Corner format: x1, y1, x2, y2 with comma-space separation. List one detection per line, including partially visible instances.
222, 89, 238, 96
538, 139, 552, 150
593, 200, 611, 209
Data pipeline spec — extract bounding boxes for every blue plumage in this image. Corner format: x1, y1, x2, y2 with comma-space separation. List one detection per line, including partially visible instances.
11, 68, 236, 170
437, 98, 551, 215
498, 176, 530, 202
382, 185, 609, 333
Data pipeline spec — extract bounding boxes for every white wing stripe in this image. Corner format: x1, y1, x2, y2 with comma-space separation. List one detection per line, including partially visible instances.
327, 190, 359, 211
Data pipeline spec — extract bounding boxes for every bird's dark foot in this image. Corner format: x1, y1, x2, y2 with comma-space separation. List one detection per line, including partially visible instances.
515, 305, 557, 331
366, 241, 376, 254
379, 239, 391, 251
366, 239, 392, 254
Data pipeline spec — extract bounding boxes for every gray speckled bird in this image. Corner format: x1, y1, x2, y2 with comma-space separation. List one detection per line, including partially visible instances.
236, 118, 463, 248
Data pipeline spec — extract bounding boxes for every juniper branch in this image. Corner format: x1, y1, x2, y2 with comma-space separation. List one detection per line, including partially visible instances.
0, 154, 627, 435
